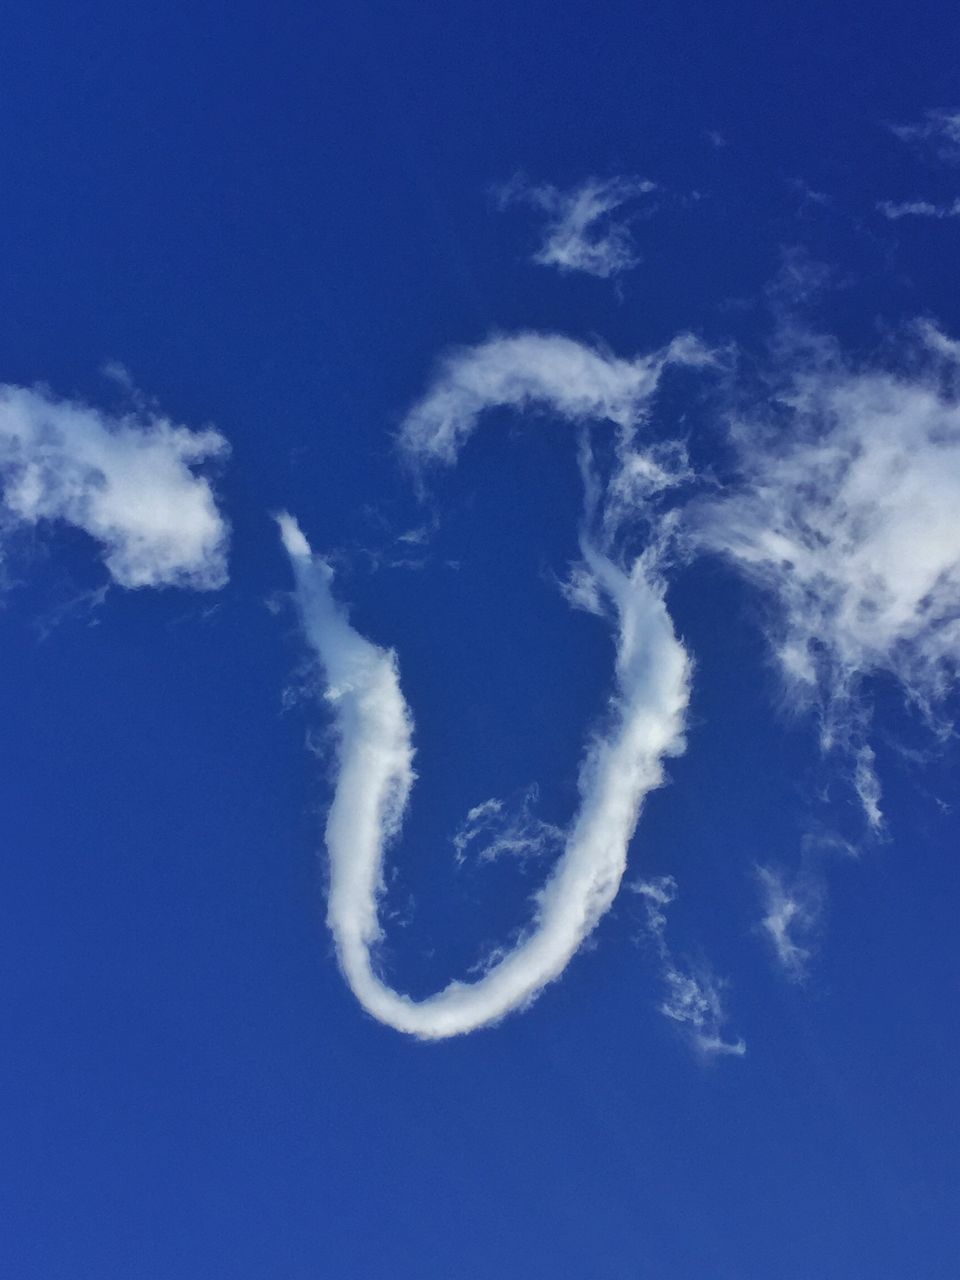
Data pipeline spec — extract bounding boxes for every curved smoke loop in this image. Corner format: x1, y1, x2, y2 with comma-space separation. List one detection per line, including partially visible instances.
279, 333, 715, 1040
281, 316, 960, 1031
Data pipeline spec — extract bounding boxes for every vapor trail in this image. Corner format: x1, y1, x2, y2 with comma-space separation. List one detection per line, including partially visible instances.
276, 332, 731, 1038
279, 512, 690, 1038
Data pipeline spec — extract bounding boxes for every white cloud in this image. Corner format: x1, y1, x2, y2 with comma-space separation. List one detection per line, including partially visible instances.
0, 383, 229, 589
498, 176, 656, 278
787, 179, 831, 208
690, 322, 960, 825
630, 874, 677, 933
853, 745, 883, 830
756, 865, 818, 981
277, 332, 732, 1040
877, 198, 960, 219
659, 969, 745, 1057
890, 109, 960, 163
882, 112, 960, 221
451, 787, 564, 866
279, 506, 692, 1039
398, 330, 713, 466
631, 876, 745, 1055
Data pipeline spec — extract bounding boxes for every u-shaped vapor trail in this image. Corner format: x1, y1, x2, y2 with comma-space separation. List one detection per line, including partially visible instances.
279, 514, 689, 1039
280, 332, 708, 1039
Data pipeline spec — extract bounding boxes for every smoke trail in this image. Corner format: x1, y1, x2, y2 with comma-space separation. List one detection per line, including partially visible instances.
279, 513, 690, 1038
275, 332, 721, 1039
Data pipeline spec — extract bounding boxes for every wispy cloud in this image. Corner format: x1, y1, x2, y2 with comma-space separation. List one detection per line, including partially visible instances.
632, 876, 745, 1055
756, 864, 819, 981
877, 198, 960, 220
660, 968, 745, 1057
881, 112, 960, 221
278, 332, 721, 1039
399, 331, 712, 466
889, 108, 960, 163
451, 787, 564, 867
690, 320, 960, 827
754, 826, 860, 981
497, 176, 656, 279
34, 582, 110, 641
0, 382, 229, 589
787, 179, 832, 209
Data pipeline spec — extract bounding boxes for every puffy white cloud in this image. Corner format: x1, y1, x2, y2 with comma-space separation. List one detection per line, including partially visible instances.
0, 383, 229, 589
497, 176, 656, 278
691, 322, 960, 825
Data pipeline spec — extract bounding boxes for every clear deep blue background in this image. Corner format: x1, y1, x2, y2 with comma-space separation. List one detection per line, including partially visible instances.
1, 2, 959, 1276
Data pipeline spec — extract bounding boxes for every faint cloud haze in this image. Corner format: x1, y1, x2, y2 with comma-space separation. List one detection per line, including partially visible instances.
497, 175, 657, 278
877, 198, 960, 219
889, 108, 960, 163
632, 876, 745, 1055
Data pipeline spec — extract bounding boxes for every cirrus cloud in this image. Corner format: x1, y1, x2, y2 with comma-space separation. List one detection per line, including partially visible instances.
496, 176, 657, 279
690, 321, 960, 827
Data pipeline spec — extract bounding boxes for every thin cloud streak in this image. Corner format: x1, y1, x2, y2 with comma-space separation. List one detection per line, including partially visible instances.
398, 331, 712, 466
877, 198, 960, 220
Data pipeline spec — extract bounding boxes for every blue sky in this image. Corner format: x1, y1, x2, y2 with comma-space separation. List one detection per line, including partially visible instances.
2, 1, 960, 1276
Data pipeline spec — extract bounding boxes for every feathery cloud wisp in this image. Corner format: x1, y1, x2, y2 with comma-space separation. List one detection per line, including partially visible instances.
0, 383, 229, 589
889, 109, 960, 163
691, 322, 960, 826
451, 788, 564, 867
632, 876, 745, 1055
497, 176, 656, 278
756, 865, 818, 981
